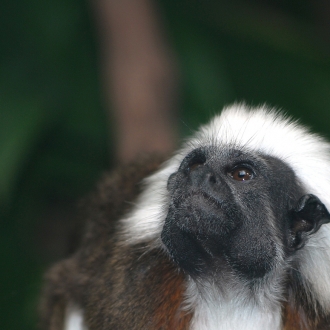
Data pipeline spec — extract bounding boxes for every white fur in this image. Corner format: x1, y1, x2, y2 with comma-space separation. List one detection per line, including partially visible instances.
190, 301, 281, 330
184, 239, 288, 330
186, 279, 282, 330
64, 303, 87, 330
120, 104, 330, 326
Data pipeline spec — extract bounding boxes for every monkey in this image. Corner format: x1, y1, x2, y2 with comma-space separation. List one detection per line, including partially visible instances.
40, 104, 330, 330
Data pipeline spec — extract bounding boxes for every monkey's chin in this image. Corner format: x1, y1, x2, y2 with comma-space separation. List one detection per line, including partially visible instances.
161, 204, 276, 280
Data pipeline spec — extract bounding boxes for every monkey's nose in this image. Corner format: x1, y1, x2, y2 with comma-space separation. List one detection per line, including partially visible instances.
188, 165, 217, 188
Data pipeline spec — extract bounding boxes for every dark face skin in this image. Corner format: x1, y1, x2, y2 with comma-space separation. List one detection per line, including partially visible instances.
161, 146, 330, 280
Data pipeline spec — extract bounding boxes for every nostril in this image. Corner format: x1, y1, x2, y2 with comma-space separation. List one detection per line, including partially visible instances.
209, 174, 216, 184
188, 161, 205, 172
179, 148, 207, 174
187, 153, 206, 173
188, 165, 217, 188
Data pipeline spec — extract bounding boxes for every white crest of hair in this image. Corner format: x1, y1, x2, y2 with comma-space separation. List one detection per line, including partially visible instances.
64, 303, 88, 330
121, 103, 330, 310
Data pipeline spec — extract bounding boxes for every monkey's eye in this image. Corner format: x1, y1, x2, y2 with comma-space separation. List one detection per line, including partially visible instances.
229, 167, 254, 181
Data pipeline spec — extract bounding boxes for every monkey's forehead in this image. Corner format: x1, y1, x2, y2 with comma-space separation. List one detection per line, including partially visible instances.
183, 104, 330, 201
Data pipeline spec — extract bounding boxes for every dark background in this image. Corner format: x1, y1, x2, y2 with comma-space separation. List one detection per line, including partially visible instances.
1, 0, 330, 328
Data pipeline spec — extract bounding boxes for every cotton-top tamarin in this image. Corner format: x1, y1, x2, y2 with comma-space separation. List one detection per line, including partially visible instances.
40, 104, 330, 330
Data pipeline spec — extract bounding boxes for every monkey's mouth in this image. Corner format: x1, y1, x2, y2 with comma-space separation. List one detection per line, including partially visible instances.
172, 189, 225, 213
197, 190, 224, 209
170, 193, 230, 233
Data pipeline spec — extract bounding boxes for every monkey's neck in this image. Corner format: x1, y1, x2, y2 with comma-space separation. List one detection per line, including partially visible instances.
186, 280, 282, 330
190, 300, 282, 330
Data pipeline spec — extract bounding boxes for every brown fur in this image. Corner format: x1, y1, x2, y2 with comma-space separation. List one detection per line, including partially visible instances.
39, 155, 192, 329
282, 277, 330, 330
282, 306, 330, 330
83, 243, 192, 329
283, 303, 309, 330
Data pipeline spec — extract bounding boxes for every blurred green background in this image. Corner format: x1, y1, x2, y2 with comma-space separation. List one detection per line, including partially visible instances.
1, 0, 330, 328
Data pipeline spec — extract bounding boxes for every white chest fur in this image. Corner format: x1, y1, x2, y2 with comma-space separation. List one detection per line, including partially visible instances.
186, 278, 282, 330
190, 298, 282, 330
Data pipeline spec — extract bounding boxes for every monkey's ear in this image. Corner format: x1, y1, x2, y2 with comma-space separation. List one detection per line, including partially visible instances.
290, 194, 330, 250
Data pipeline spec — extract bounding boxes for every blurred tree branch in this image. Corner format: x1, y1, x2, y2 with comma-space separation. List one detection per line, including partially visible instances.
91, 0, 179, 163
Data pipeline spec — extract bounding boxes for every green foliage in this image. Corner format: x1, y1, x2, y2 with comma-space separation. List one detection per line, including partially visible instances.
0, 0, 109, 328
1, 0, 330, 328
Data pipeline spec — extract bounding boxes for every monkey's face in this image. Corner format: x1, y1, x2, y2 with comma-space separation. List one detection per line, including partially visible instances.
161, 146, 314, 280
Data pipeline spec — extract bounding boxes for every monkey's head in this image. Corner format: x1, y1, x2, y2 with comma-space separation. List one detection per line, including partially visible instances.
124, 104, 330, 302
162, 145, 330, 280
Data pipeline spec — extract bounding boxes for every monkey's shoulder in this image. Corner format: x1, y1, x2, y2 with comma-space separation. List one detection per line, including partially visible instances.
40, 154, 192, 329
84, 154, 166, 230
41, 240, 191, 329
